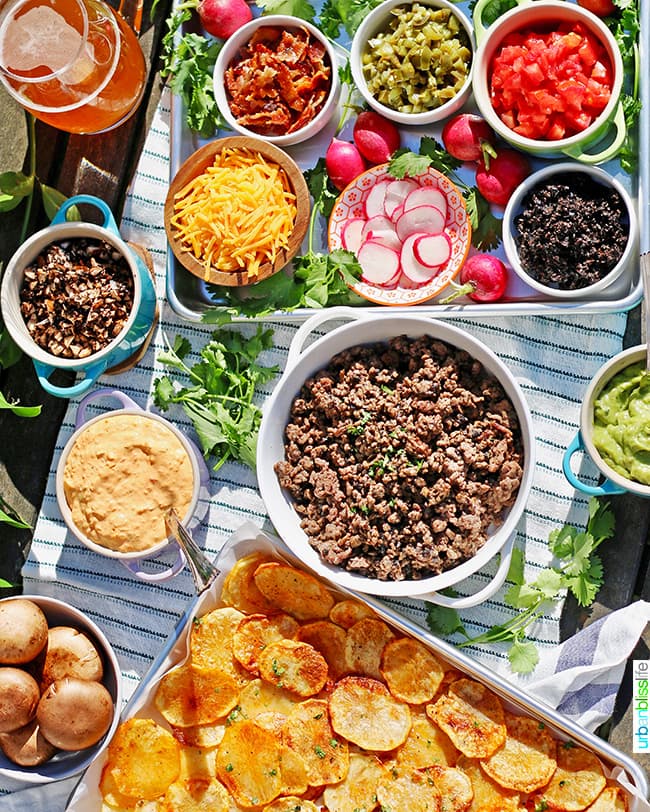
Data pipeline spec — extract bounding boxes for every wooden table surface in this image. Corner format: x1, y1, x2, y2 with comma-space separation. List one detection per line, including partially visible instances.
0, 0, 649, 784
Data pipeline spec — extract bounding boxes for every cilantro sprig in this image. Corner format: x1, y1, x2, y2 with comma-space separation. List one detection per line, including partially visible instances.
608, 0, 641, 173
153, 326, 278, 471
389, 137, 502, 251
426, 499, 615, 675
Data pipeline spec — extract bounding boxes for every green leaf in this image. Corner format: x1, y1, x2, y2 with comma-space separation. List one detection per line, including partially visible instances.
507, 638, 539, 675
469, 0, 518, 27
0, 171, 33, 213
504, 583, 542, 610
531, 567, 565, 599
586, 498, 615, 545
564, 555, 604, 607
0, 328, 22, 371
388, 149, 433, 180
0, 506, 31, 529
304, 158, 339, 218
549, 524, 577, 559
0, 578, 14, 588
40, 185, 80, 222
506, 547, 525, 585
463, 187, 502, 251
425, 602, 466, 637
0, 391, 41, 417
258, 0, 315, 20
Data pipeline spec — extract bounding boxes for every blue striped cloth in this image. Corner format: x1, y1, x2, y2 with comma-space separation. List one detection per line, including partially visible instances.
3, 89, 646, 805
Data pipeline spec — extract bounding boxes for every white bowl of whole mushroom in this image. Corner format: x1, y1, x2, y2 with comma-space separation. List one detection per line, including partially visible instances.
0, 595, 121, 783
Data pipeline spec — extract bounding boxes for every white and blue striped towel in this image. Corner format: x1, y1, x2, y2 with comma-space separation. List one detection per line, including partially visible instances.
3, 88, 648, 806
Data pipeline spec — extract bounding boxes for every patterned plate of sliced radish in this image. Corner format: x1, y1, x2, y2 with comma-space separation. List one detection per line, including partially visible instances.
328, 164, 472, 305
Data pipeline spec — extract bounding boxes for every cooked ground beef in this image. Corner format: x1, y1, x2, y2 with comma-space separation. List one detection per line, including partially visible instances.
274, 335, 525, 582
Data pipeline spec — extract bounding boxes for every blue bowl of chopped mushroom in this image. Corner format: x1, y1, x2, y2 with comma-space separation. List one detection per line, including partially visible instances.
350, 0, 475, 127
502, 162, 638, 299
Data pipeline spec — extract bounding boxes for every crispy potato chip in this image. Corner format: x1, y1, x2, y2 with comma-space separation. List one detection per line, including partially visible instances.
329, 676, 411, 752
278, 740, 310, 797
322, 751, 389, 812
329, 599, 376, 629
254, 711, 288, 735
163, 777, 233, 811
425, 765, 473, 812
395, 711, 458, 769
586, 786, 628, 811
178, 745, 218, 781
107, 718, 181, 800
233, 613, 299, 674
480, 712, 556, 793
215, 719, 283, 808
455, 755, 520, 812
427, 679, 506, 759
534, 743, 606, 811
376, 768, 442, 812
237, 678, 299, 720
262, 798, 319, 812
258, 639, 328, 697
221, 553, 278, 614
189, 607, 251, 685
101, 801, 159, 812
345, 617, 395, 680
283, 698, 349, 787
155, 663, 240, 727
381, 637, 445, 704
99, 764, 138, 810
296, 620, 348, 680
172, 723, 226, 749
253, 562, 335, 620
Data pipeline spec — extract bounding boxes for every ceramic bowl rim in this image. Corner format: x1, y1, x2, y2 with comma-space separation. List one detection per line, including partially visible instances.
502, 161, 638, 299
0, 222, 142, 369
212, 14, 341, 147
0, 594, 122, 784
55, 408, 202, 560
350, 0, 475, 127
471, 0, 624, 152
257, 314, 536, 598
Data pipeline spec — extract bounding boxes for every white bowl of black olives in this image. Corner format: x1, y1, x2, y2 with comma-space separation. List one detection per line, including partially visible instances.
502, 162, 638, 300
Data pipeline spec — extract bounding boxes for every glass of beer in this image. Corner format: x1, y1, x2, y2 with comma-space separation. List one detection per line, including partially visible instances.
0, 0, 146, 134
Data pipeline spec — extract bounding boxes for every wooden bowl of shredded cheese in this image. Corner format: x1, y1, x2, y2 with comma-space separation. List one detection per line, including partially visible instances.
164, 136, 310, 286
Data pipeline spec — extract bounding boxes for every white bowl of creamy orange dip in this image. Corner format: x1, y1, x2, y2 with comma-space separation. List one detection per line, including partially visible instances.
56, 389, 210, 582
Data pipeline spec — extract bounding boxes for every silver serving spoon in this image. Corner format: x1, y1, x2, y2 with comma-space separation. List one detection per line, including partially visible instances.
642, 252, 650, 375
165, 508, 220, 594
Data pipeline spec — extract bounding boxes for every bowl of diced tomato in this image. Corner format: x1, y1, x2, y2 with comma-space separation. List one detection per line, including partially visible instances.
471, 0, 624, 164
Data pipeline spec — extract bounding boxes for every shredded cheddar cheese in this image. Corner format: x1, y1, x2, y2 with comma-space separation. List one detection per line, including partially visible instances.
171, 147, 298, 281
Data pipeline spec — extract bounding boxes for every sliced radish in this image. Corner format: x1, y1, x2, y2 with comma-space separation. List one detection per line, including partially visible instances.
341, 218, 366, 254
361, 215, 395, 241
395, 205, 446, 242
413, 232, 452, 268
403, 186, 448, 220
364, 179, 391, 219
400, 233, 442, 285
366, 230, 402, 252
389, 202, 405, 224
384, 178, 418, 218
358, 240, 401, 287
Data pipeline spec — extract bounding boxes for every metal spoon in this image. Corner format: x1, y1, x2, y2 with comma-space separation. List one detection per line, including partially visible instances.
165, 508, 220, 594
642, 252, 650, 374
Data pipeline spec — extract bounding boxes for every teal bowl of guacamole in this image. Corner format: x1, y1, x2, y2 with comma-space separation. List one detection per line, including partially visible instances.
563, 346, 650, 497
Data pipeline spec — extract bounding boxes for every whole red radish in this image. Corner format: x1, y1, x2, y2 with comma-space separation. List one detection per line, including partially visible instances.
442, 113, 495, 163
326, 138, 366, 191
196, 0, 252, 39
576, 0, 616, 16
440, 254, 508, 303
353, 111, 401, 165
475, 149, 530, 207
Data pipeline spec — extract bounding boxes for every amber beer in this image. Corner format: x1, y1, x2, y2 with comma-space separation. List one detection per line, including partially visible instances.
0, 0, 146, 134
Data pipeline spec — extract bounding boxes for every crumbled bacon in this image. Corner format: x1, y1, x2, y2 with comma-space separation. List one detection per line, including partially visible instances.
224, 26, 332, 136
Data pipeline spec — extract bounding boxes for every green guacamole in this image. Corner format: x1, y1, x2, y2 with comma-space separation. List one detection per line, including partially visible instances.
592, 360, 650, 485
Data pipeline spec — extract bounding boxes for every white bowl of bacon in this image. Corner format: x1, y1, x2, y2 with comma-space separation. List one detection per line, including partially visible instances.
213, 15, 341, 147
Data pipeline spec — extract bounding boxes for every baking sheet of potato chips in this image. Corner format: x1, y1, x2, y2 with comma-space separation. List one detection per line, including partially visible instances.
65, 523, 649, 811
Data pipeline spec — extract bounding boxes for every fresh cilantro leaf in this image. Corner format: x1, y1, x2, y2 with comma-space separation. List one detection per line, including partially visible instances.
564, 554, 604, 607
418, 136, 463, 175
561, 532, 597, 579
425, 604, 466, 638
548, 524, 577, 559
506, 547, 525, 585
469, 0, 518, 26
504, 583, 543, 610
463, 187, 502, 250
320, 0, 383, 39
531, 568, 565, 600
305, 158, 339, 218
388, 149, 434, 180
587, 497, 616, 544
258, 0, 315, 21
508, 638, 539, 675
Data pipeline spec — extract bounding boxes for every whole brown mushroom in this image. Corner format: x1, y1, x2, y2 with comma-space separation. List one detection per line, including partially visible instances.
0, 719, 58, 767
0, 599, 48, 665
0, 668, 40, 733
36, 677, 114, 751
40, 626, 104, 691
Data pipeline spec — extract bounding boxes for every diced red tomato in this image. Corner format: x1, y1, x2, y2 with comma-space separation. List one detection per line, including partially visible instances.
489, 21, 613, 140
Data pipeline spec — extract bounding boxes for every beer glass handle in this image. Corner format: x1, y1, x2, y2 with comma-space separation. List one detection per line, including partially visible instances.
51, 194, 121, 237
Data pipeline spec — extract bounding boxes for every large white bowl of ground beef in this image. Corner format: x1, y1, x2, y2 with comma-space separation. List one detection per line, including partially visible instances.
257, 309, 535, 598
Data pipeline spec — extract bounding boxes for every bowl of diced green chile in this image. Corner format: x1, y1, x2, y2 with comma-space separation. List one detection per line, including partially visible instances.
350, 0, 475, 126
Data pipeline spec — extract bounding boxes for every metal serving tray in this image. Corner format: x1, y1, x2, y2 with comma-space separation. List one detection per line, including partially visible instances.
166, 1, 648, 322
66, 524, 648, 809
